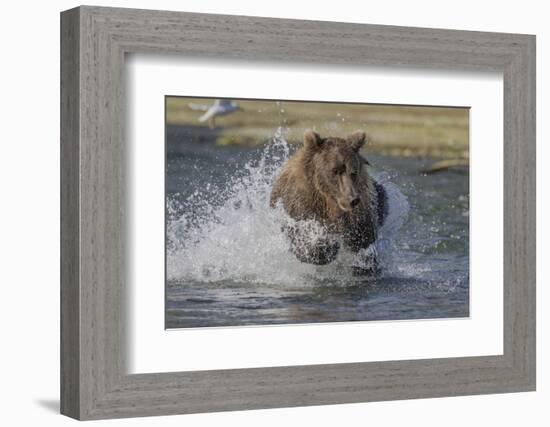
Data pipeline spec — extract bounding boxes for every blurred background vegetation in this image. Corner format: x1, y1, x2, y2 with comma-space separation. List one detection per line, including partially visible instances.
166, 97, 469, 160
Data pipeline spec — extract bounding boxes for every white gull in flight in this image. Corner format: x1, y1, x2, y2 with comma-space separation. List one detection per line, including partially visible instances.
189, 99, 240, 128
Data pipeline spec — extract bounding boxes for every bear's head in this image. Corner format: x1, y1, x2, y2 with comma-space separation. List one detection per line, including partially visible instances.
303, 130, 369, 213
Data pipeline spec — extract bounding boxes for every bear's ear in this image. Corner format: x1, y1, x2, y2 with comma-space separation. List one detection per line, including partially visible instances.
347, 130, 366, 152
303, 130, 323, 151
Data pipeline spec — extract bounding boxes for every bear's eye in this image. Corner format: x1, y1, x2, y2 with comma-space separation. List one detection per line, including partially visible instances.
332, 167, 341, 175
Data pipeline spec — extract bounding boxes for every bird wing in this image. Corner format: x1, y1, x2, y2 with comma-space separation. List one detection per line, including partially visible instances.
199, 106, 218, 122
188, 102, 210, 111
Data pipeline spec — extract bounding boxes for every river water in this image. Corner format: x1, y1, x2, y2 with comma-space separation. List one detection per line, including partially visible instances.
165, 127, 469, 328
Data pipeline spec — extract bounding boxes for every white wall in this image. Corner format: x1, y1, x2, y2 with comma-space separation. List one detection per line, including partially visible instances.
0, 0, 546, 425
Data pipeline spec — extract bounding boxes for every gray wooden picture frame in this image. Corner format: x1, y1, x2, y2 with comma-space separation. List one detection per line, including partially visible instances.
60, 5, 536, 420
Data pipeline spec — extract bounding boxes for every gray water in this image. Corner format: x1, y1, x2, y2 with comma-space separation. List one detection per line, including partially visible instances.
165, 126, 469, 328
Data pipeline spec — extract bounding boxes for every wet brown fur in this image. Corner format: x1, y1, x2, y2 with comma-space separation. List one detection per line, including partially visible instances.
270, 130, 381, 265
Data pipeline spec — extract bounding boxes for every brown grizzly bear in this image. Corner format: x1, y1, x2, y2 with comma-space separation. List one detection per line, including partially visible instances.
270, 130, 387, 271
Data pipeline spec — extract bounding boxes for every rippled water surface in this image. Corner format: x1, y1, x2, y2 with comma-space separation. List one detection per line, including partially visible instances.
165, 127, 469, 328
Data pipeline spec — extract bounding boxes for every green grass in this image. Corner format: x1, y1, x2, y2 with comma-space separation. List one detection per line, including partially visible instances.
166, 97, 469, 159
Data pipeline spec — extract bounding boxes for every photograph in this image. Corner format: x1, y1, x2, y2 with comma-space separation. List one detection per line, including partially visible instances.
165, 96, 470, 329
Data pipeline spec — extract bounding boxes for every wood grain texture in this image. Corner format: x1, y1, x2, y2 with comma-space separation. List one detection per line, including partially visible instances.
60, 5, 536, 420
60, 7, 80, 419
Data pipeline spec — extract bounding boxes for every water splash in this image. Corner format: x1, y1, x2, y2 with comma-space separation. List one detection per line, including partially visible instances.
167, 129, 410, 288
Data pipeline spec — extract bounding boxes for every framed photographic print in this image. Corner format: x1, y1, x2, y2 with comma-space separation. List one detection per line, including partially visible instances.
61, 6, 536, 420
164, 97, 470, 329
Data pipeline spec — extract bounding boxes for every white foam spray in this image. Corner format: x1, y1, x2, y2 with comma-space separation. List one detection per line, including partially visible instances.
167, 129, 410, 288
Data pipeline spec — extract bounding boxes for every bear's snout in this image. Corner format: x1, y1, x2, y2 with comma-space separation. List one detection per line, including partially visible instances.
336, 196, 359, 212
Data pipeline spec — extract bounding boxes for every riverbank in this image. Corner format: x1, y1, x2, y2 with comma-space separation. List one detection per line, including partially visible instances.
166, 97, 469, 159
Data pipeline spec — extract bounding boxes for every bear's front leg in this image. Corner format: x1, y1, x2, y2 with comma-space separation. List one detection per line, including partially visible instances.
341, 215, 380, 275
291, 238, 340, 265
284, 223, 340, 265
